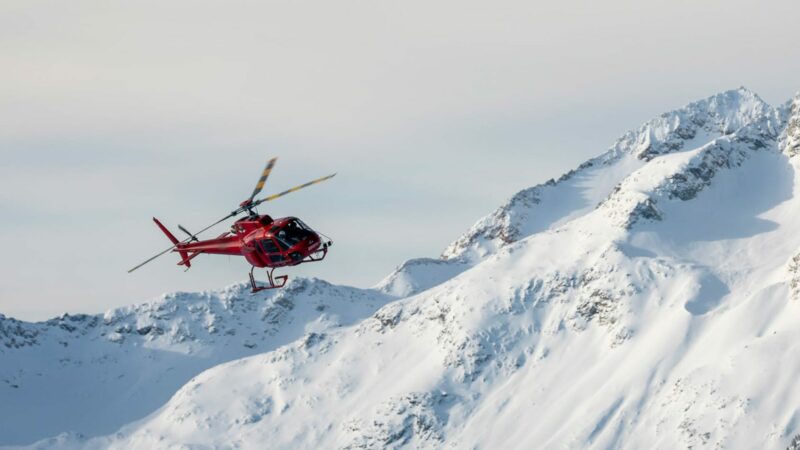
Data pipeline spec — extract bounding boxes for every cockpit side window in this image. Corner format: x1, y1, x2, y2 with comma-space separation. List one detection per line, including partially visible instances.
260, 239, 280, 254
261, 238, 287, 263
274, 232, 291, 250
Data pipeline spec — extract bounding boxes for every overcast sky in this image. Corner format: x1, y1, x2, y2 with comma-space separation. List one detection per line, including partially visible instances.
2, 0, 800, 320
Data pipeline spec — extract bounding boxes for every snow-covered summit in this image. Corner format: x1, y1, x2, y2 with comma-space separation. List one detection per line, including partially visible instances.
441, 87, 781, 262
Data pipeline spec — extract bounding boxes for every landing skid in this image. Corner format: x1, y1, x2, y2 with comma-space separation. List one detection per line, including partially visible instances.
249, 266, 288, 293
248, 246, 329, 294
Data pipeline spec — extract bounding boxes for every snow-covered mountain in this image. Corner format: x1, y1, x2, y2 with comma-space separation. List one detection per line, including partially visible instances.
5, 87, 800, 450
0, 280, 393, 446
441, 87, 778, 261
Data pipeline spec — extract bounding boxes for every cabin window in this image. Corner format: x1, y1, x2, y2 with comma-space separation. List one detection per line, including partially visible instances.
271, 233, 289, 250
260, 239, 280, 254
261, 239, 286, 262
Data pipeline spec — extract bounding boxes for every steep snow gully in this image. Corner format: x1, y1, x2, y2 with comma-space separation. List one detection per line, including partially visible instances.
4, 88, 800, 450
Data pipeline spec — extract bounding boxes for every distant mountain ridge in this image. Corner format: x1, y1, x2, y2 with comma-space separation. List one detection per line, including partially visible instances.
0, 279, 393, 445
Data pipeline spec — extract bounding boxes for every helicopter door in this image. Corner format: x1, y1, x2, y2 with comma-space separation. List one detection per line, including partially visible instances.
259, 238, 286, 263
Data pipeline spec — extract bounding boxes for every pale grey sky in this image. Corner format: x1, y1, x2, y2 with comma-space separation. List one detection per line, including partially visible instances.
2, 0, 799, 320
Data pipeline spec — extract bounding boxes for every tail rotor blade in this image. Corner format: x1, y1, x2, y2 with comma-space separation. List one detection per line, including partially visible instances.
253, 173, 336, 206
249, 157, 277, 202
178, 224, 198, 241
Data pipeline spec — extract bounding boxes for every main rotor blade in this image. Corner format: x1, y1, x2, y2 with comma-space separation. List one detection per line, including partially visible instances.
127, 244, 182, 273
253, 173, 336, 206
249, 157, 277, 202
127, 211, 238, 273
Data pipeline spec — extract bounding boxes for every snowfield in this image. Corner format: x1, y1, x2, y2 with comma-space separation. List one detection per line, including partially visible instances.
4, 87, 800, 450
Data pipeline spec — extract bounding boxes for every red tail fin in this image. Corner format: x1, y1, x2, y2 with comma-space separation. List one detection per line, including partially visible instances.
153, 218, 192, 268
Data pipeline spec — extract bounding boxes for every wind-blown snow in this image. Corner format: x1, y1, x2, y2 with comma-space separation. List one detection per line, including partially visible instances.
5, 87, 800, 450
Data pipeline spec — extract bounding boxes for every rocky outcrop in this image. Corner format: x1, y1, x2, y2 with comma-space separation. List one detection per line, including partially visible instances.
782, 94, 800, 158
789, 253, 800, 301
633, 87, 771, 161
599, 116, 779, 229
342, 392, 450, 449
0, 315, 40, 350
788, 434, 800, 450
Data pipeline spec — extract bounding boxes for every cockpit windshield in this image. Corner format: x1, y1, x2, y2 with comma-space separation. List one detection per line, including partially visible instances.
274, 219, 313, 248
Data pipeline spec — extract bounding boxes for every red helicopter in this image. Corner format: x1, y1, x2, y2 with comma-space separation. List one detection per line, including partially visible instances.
128, 157, 335, 292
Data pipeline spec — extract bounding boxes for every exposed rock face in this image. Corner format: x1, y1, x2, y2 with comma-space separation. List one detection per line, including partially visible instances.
440, 182, 549, 261
0, 315, 40, 350
342, 392, 449, 449
783, 94, 800, 158
790, 253, 800, 301
788, 434, 800, 450
633, 87, 772, 161
599, 116, 780, 229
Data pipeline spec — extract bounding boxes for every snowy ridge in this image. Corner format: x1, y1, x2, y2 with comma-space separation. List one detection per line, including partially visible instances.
439, 152, 637, 262
0, 314, 42, 350
0, 278, 392, 445
442, 87, 773, 262
629, 87, 771, 161
599, 113, 782, 229
375, 258, 471, 297
7, 87, 800, 450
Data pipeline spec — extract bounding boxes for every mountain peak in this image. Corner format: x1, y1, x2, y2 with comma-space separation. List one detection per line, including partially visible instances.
631, 86, 771, 161
442, 88, 779, 262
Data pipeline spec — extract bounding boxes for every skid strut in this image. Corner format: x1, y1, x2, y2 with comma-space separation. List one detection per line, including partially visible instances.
249, 266, 288, 293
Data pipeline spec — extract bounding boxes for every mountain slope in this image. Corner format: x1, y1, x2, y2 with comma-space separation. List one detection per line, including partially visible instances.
0, 279, 393, 446
8, 88, 800, 450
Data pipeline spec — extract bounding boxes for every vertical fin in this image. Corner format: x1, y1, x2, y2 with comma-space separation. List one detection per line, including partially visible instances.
153, 218, 191, 267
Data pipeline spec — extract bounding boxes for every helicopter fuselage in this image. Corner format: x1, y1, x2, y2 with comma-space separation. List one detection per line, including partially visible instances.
129, 156, 335, 292
174, 215, 327, 269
